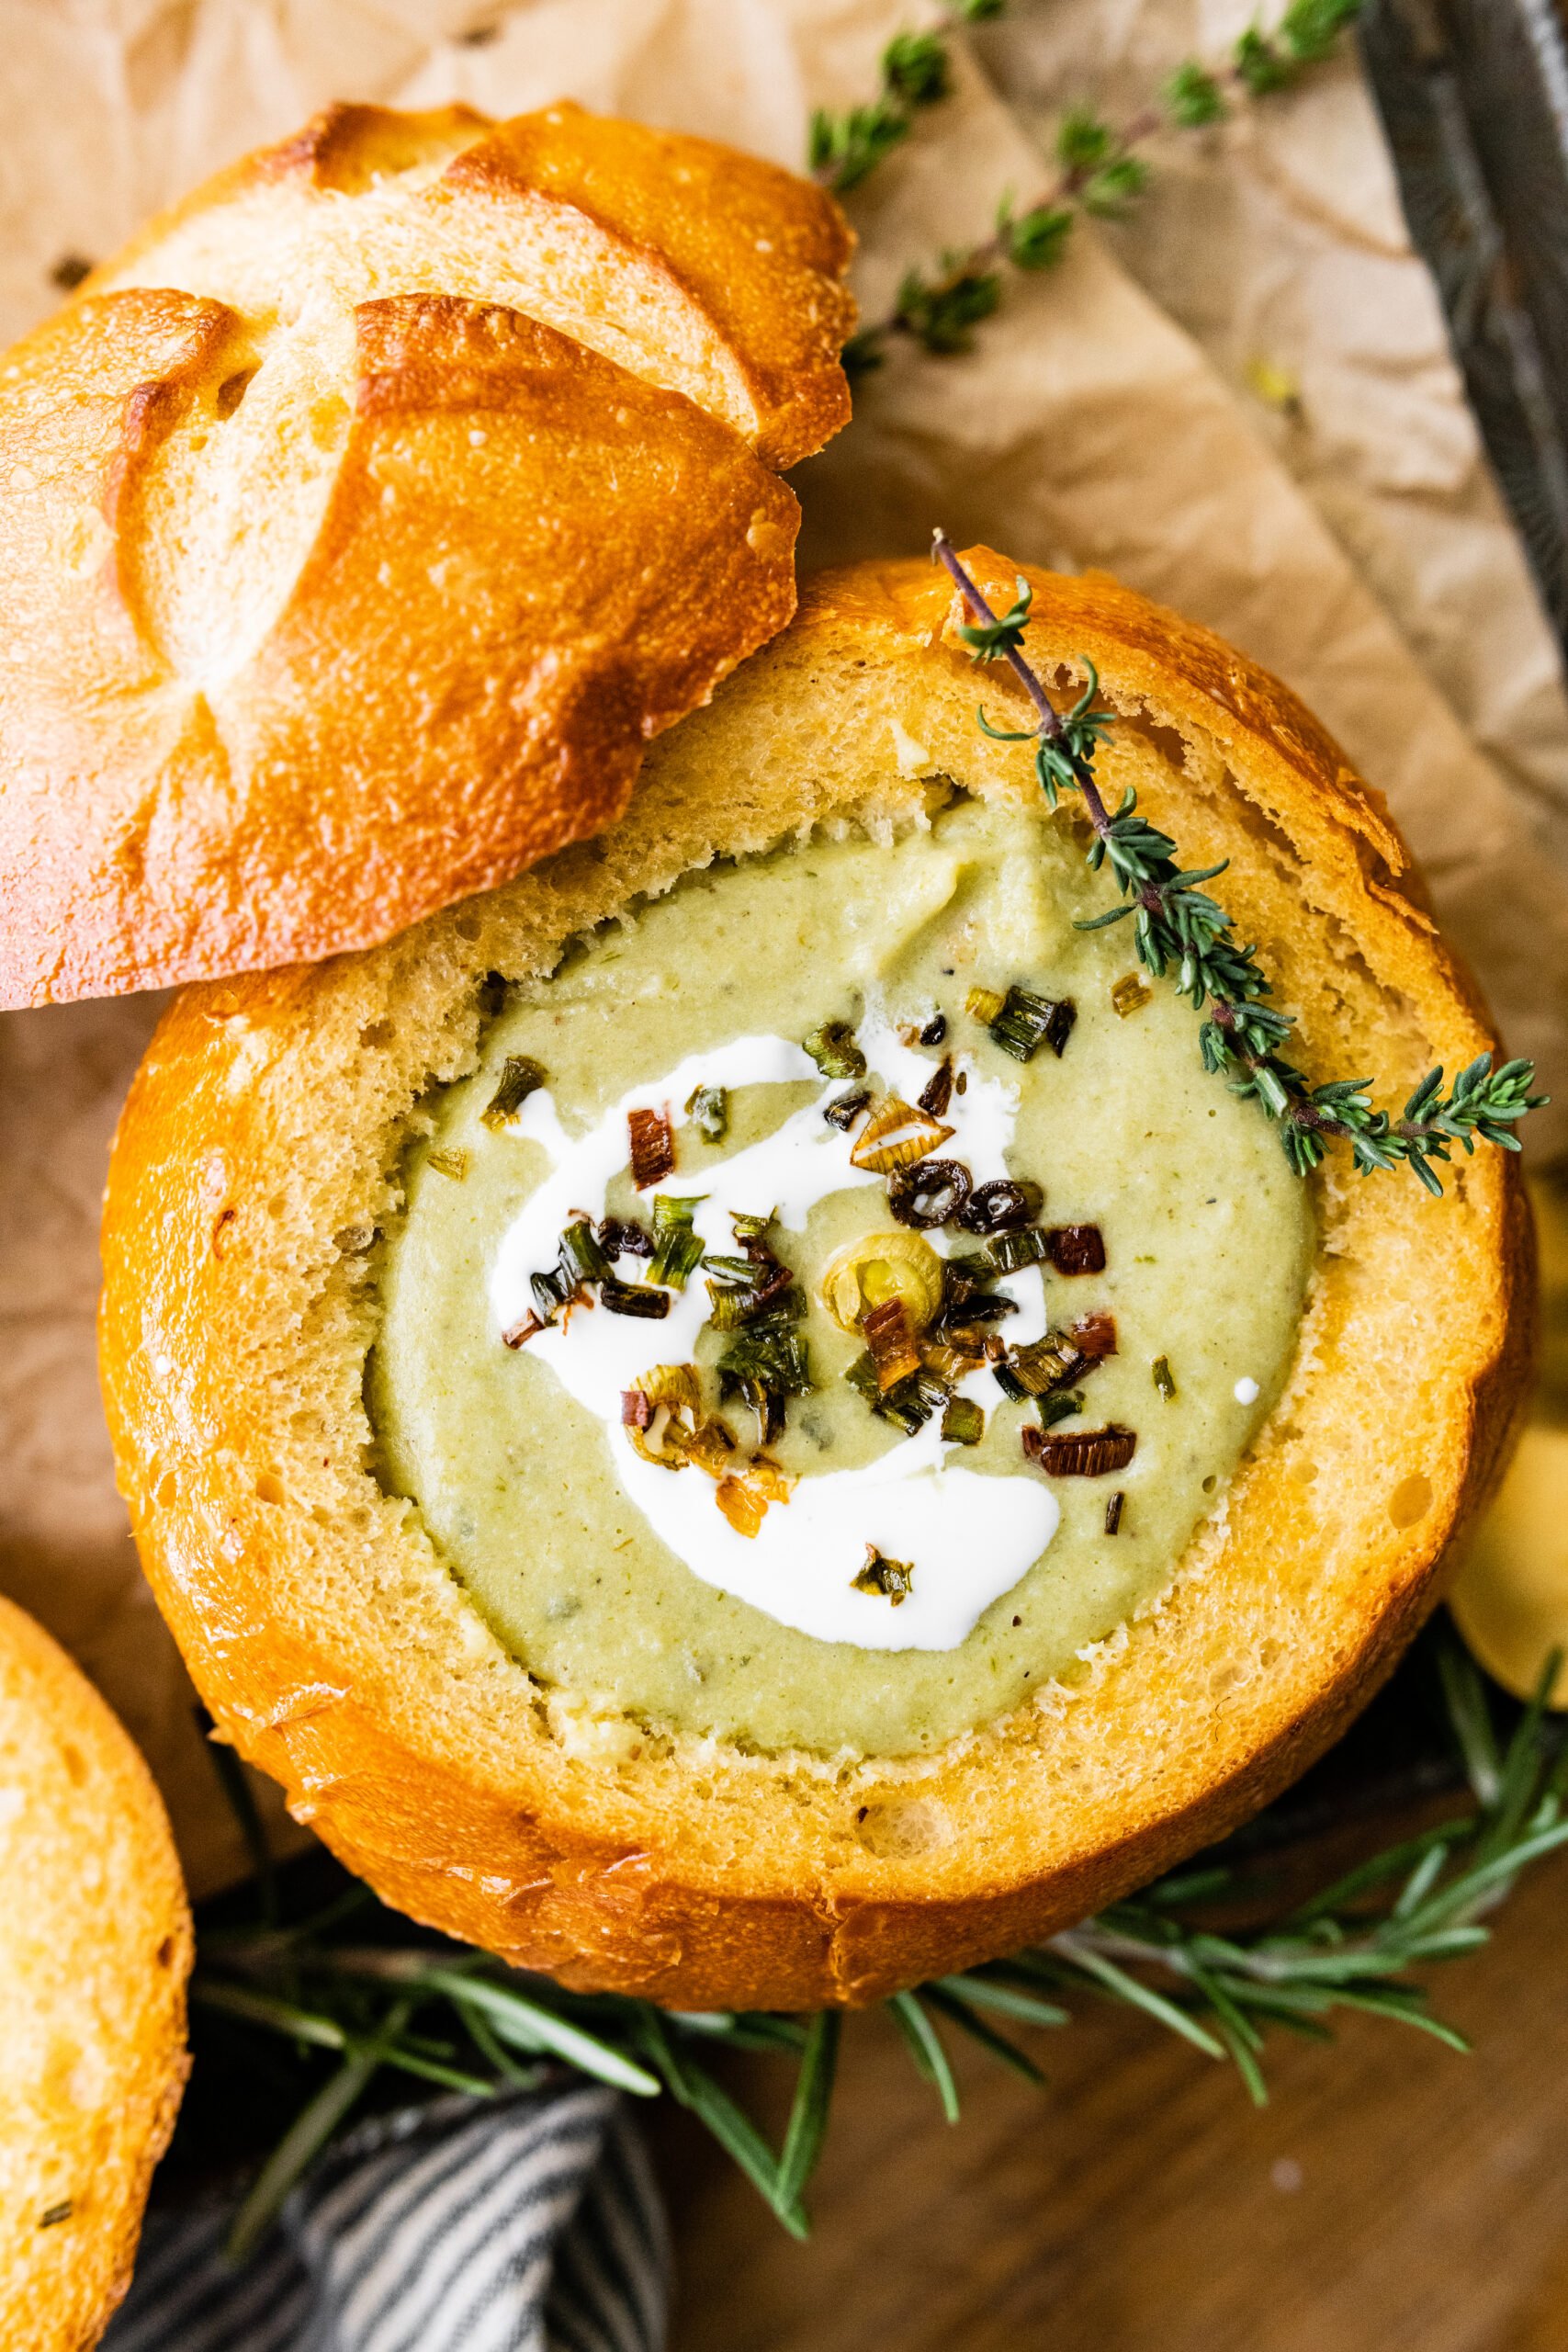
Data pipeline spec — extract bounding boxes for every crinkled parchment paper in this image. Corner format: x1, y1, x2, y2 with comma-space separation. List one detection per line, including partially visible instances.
3, 0, 1565, 1888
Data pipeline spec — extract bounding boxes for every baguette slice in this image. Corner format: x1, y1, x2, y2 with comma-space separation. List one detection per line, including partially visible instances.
0, 1595, 190, 2348
0, 100, 852, 1010
99, 552, 1530, 2011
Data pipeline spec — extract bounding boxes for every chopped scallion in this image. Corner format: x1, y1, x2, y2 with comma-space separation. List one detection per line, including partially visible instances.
988, 988, 1077, 1063
803, 1021, 866, 1081
558, 1219, 611, 1284
852, 1545, 914, 1606
601, 1279, 671, 1319
824, 1088, 871, 1132
845, 1355, 949, 1435
983, 1226, 1051, 1274
685, 1084, 729, 1143
648, 1195, 707, 1290
481, 1056, 546, 1129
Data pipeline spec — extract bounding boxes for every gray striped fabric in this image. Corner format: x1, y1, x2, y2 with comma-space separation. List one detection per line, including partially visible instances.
103, 2086, 668, 2352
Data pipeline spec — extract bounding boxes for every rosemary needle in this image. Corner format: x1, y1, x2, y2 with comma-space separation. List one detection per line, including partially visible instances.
194, 1624, 1568, 2246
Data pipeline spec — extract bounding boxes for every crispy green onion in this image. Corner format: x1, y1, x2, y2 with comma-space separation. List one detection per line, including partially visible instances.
987, 989, 1077, 1063
685, 1084, 729, 1144
706, 1282, 804, 1333
983, 1226, 1052, 1275
1152, 1354, 1178, 1401
941, 1396, 986, 1445
481, 1055, 546, 1128
530, 1264, 578, 1323
824, 1087, 870, 1132
993, 1330, 1090, 1403
717, 1326, 813, 1409
845, 1354, 950, 1435
558, 1219, 612, 1284
803, 1020, 866, 1081
648, 1195, 707, 1290
601, 1278, 671, 1320
731, 1211, 775, 1245
852, 1545, 914, 1606
426, 1148, 468, 1181
1038, 1389, 1085, 1429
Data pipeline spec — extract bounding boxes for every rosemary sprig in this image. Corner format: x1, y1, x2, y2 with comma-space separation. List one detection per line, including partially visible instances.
835, 0, 1365, 368
932, 531, 1545, 1187
194, 1627, 1565, 2249
809, 1, 1007, 194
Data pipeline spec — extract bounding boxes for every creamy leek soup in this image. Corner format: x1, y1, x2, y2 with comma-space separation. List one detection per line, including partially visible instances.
371, 795, 1313, 1756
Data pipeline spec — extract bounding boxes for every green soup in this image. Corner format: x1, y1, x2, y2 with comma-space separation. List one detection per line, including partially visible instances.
371, 795, 1313, 1757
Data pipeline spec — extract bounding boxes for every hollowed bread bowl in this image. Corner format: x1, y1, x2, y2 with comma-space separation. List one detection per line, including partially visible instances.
98, 551, 1530, 2011
0, 1594, 190, 2349
0, 99, 852, 1008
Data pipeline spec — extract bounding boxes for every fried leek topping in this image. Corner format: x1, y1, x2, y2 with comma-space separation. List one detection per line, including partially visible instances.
820, 1228, 945, 1337
1023, 1423, 1138, 1476
1045, 1223, 1106, 1274
685, 1083, 729, 1143
716, 1455, 794, 1538
481, 1055, 546, 1129
803, 1020, 867, 1080
850, 1095, 954, 1174
648, 1195, 706, 1290
627, 1106, 675, 1190
508, 991, 1181, 1536
852, 1545, 915, 1605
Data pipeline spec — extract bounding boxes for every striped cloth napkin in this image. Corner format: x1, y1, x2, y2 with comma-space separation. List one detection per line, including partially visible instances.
104, 2084, 668, 2352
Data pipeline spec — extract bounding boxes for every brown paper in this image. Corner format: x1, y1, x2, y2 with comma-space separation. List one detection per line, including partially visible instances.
2, 0, 1564, 1890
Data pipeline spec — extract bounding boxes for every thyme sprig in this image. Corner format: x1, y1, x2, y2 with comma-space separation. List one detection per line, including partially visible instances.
932, 532, 1544, 1188
809, 1, 1007, 194
191, 1626, 1567, 2248
833, 0, 1365, 368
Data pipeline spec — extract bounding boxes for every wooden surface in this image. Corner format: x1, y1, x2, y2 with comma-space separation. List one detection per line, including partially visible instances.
655, 1845, 1568, 2352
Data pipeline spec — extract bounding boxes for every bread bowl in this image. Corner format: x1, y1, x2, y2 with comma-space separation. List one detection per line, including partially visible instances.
99, 549, 1530, 2011
0, 99, 852, 1009
0, 1593, 189, 2348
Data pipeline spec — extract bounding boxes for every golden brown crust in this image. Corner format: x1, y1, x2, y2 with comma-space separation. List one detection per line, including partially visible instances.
99, 553, 1531, 2011
0, 100, 852, 1010
0, 1595, 190, 2349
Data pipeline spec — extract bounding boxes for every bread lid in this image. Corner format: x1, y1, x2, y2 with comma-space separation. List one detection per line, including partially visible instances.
0, 1593, 189, 2347
0, 100, 853, 1008
98, 553, 1530, 2011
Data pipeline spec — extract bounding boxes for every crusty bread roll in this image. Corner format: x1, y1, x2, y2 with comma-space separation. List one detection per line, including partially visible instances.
0, 100, 852, 1010
0, 1594, 189, 2348
99, 551, 1529, 2011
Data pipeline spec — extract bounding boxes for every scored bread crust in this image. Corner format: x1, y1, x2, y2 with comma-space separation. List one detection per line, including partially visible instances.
0, 100, 852, 1010
99, 551, 1531, 2012
0, 1595, 190, 2350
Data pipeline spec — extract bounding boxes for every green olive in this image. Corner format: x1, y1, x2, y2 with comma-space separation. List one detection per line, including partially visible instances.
821, 1229, 944, 1336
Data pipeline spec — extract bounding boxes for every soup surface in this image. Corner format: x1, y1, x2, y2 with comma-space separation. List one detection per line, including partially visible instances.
372, 794, 1314, 1755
